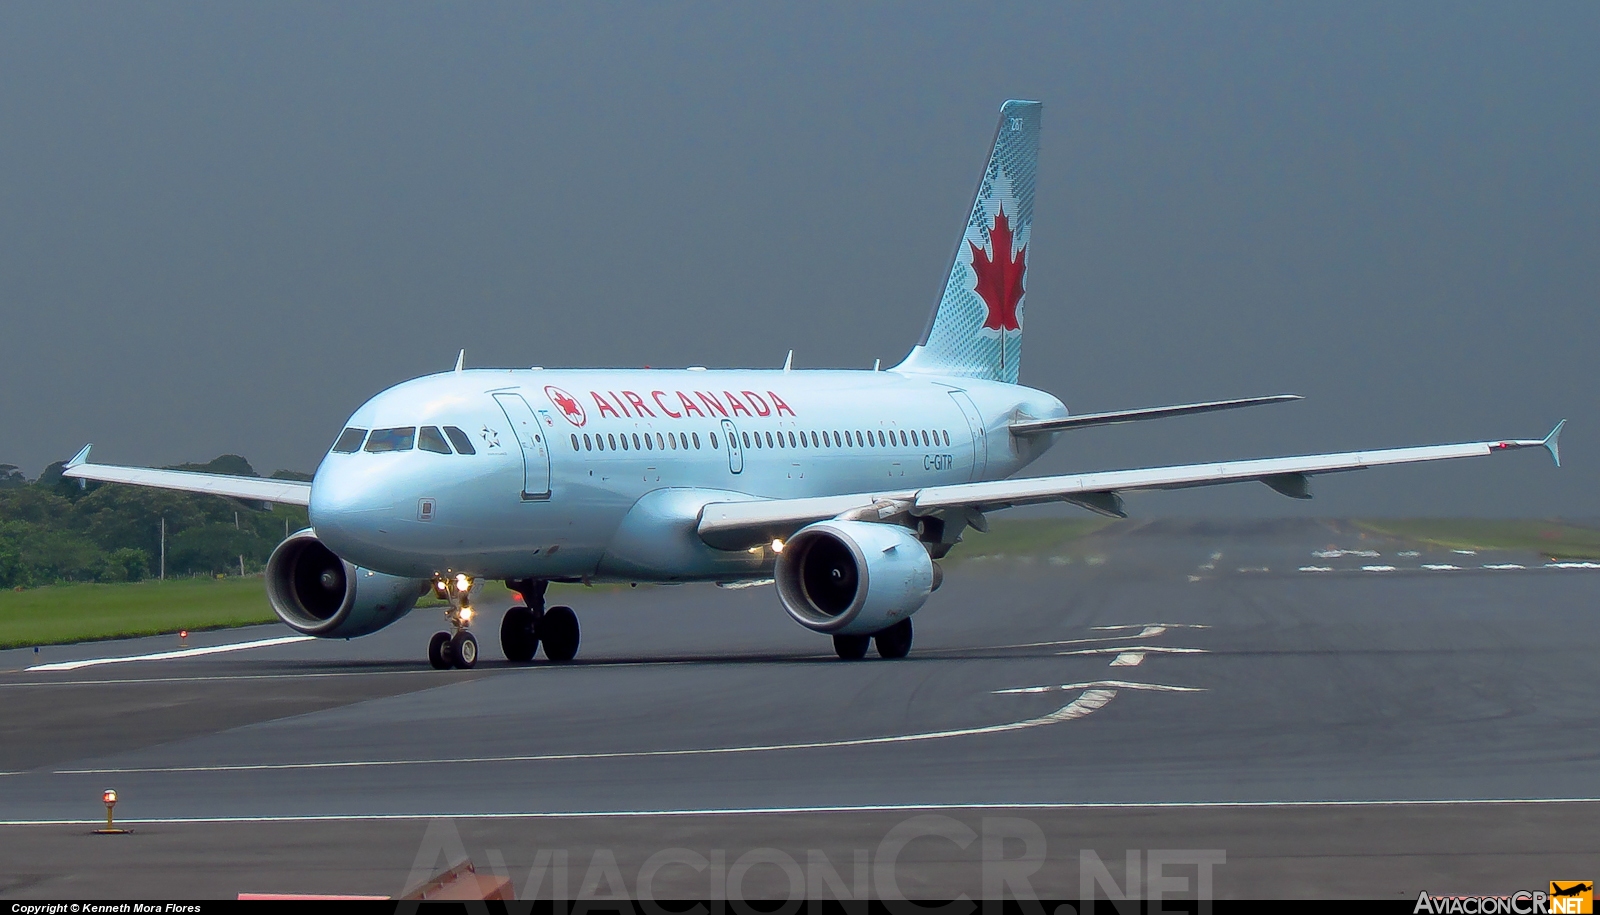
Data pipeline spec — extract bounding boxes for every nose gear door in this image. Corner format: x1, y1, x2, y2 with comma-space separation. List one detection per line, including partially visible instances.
721, 419, 743, 474
493, 392, 552, 500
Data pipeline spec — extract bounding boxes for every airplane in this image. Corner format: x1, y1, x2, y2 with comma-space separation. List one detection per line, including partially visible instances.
61, 100, 1564, 670
1551, 884, 1593, 898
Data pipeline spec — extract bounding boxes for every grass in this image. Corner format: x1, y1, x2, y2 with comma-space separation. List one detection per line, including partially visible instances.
0, 577, 277, 650
1353, 519, 1600, 560
942, 517, 1116, 563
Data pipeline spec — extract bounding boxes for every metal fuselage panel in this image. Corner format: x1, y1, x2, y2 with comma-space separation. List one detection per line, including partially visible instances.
309, 369, 1065, 581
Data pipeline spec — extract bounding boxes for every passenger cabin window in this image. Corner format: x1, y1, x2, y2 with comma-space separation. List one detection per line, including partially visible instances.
332, 427, 367, 453
444, 426, 476, 455
418, 426, 452, 454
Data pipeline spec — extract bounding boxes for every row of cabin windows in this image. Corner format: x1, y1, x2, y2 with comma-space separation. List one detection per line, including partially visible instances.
331, 426, 477, 455
568, 428, 953, 454
575, 431, 710, 453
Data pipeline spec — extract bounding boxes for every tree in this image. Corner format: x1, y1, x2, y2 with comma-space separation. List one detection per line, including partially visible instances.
0, 464, 26, 488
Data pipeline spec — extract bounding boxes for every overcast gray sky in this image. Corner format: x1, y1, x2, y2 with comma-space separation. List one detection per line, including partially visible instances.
1, 3, 1594, 516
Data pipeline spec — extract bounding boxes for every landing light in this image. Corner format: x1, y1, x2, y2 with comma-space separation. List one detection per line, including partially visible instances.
459, 607, 474, 623
770, 539, 785, 554
455, 573, 471, 592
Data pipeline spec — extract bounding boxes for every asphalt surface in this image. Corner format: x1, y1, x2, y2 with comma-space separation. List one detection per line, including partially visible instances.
1, 518, 1596, 899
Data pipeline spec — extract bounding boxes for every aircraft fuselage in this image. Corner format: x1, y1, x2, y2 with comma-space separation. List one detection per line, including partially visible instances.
309, 368, 1065, 582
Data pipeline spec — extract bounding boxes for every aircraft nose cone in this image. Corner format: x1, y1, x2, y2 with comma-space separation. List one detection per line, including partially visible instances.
308, 461, 395, 559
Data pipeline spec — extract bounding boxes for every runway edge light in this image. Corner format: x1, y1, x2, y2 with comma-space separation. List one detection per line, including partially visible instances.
94, 787, 128, 835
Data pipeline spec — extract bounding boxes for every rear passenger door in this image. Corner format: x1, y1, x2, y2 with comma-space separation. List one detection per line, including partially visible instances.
721, 419, 743, 474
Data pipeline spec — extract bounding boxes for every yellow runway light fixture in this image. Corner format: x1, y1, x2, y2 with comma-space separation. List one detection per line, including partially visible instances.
95, 788, 128, 835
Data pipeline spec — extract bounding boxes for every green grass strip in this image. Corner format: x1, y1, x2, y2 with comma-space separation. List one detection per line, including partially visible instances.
1354, 519, 1600, 560
0, 577, 277, 649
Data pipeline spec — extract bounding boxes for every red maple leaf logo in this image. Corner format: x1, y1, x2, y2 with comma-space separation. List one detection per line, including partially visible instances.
545, 386, 586, 427
969, 207, 1026, 332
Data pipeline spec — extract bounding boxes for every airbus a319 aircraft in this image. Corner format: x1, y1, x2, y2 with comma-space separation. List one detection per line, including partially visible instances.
64, 101, 1563, 669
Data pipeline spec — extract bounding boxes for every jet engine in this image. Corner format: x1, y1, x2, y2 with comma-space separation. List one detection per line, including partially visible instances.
265, 529, 427, 638
774, 520, 937, 636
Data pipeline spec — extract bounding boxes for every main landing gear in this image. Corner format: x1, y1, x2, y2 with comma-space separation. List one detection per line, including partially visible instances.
500, 579, 581, 663
427, 573, 480, 670
833, 618, 912, 660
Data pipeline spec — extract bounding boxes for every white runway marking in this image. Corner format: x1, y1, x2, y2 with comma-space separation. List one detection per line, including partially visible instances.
1482, 563, 1525, 570
46, 688, 1129, 777
1090, 623, 1209, 631
1546, 561, 1600, 569
4, 797, 1595, 827
1109, 652, 1144, 667
24, 636, 315, 672
1058, 645, 1207, 658
966, 626, 1171, 652
1299, 566, 1335, 572
1421, 564, 1461, 571
993, 680, 1204, 695
1360, 565, 1397, 573
0, 670, 444, 688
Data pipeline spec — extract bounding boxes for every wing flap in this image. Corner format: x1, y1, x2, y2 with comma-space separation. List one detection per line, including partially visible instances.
61, 446, 312, 506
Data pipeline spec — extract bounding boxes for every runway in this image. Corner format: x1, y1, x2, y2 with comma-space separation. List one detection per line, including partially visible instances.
1, 519, 1596, 898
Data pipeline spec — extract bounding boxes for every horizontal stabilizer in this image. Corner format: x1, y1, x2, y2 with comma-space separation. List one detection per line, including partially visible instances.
61, 447, 312, 506
1010, 394, 1302, 435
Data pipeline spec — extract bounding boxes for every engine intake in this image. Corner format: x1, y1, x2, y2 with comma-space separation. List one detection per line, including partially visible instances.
775, 520, 935, 635
266, 529, 426, 638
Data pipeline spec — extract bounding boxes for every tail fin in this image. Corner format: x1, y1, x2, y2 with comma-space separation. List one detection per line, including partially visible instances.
895, 100, 1041, 385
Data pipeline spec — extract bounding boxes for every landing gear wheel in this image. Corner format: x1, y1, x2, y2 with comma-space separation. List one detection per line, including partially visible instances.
450, 630, 478, 669
428, 631, 453, 670
832, 634, 870, 660
500, 605, 539, 662
873, 618, 913, 659
541, 605, 580, 662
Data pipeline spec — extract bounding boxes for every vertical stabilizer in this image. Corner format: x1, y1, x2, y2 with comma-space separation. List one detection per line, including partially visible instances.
895, 100, 1041, 385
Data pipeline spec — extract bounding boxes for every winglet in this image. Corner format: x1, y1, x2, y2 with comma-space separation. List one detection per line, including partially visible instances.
454, 349, 465, 373
1543, 419, 1565, 467
65, 444, 92, 469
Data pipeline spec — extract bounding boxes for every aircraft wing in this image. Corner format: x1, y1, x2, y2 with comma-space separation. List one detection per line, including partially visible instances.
59, 445, 313, 506
697, 422, 1564, 550
1009, 394, 1302, 435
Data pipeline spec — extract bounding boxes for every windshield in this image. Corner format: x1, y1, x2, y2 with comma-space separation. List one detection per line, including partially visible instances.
331, 427, 367, 453
364, 427, 416, 453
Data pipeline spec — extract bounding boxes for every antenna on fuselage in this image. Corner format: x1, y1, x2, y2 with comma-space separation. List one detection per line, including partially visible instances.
783, 350, 793, 373
454, 349, 465, 373
873, 358, 880, 371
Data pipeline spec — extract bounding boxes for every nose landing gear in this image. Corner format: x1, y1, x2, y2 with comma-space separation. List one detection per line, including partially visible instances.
427, 573, 480, 669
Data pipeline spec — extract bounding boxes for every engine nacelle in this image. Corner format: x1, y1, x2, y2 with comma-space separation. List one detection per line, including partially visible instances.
775, 520, 935, 636
266, 529, 427, 638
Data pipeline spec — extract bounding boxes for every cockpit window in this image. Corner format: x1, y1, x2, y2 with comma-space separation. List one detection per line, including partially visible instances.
443, 426, 476, 455
364, 427, 416, 452
418, 426, 452, 454
332, 427, 368, 453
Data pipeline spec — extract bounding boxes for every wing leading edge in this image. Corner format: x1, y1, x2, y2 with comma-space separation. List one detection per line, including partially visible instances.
697, 422, 1565, 550
1009, 394, 1302, 435
60, 445, 313, 506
